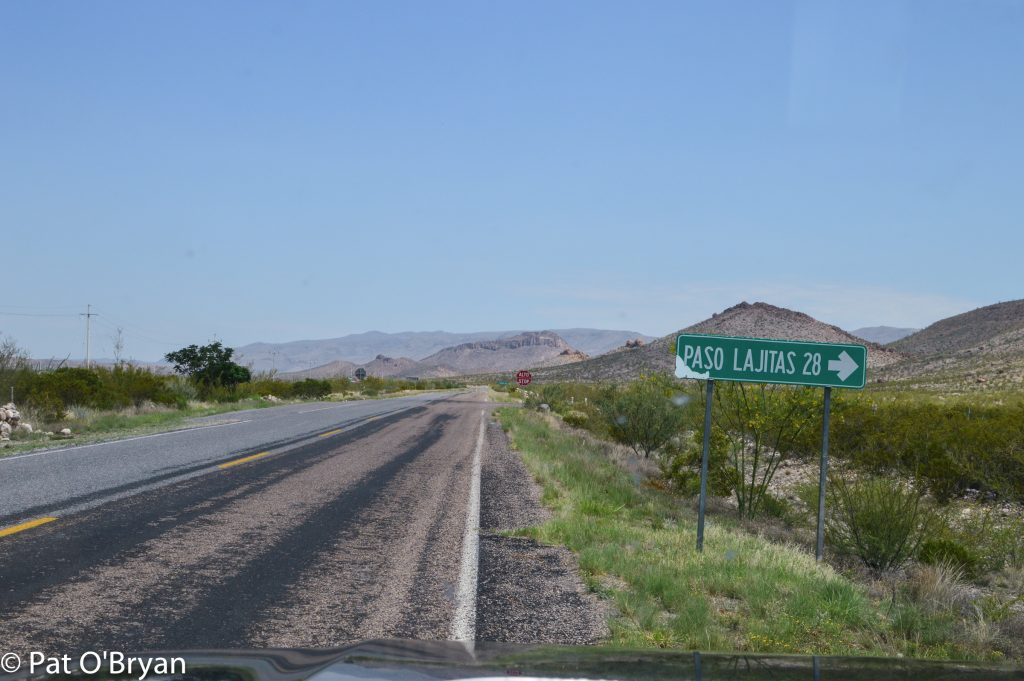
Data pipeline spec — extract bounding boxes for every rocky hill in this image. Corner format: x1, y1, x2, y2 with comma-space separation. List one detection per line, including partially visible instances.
414, 332, 586, 377
278, 359, 357, 380
878, 299, 1024, 390
522, 302, 902, 383
891, 300, 1024, 357
360, 354, 423, 378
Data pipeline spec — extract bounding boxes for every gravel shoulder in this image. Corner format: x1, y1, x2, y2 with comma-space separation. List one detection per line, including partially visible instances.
476, 414, 608, 644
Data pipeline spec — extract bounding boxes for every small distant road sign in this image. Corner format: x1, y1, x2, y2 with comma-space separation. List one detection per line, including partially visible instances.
675, 334, 867, 389
354, 368, 367, 380
516, 370, 532, 386
496, 380, 510, 386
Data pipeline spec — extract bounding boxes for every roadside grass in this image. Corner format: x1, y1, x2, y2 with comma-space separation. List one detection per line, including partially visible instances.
1, 399, 282, 456
488, 387, 522, 403
496, 407, 1008, 661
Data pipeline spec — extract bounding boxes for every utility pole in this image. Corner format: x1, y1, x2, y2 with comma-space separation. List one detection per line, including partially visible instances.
81, 304, 98, 368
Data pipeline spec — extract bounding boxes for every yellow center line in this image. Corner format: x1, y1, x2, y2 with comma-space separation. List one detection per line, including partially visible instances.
0, 517, 58, 538
319, 429, 344, 438
218, 451, 272, 469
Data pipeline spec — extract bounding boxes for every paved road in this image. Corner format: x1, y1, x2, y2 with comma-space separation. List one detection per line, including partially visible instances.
0, 391, 499, 653
0, 392, 450, 520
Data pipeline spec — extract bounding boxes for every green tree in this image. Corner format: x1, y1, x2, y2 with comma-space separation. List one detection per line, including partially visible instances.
164, 342, 251, 390
712, 382, 820, 519
599, 374, 689, 459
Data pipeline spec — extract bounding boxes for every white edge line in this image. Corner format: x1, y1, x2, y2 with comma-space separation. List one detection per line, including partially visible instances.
451, 408, 485, 642
0, 419, 255, 463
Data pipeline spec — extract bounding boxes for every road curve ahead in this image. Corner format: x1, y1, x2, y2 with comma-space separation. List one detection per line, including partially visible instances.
0, 391, 495, 653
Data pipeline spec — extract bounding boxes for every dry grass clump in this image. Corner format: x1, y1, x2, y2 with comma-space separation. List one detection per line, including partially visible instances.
907, 561, 972, 615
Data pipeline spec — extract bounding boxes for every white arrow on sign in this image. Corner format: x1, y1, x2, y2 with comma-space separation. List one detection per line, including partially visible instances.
827, 351, 859, 382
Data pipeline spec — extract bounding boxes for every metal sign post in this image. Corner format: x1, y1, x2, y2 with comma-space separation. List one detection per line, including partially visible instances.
696, 379, 714, 552
679, 334, 865, 558
816, 387, 832, 561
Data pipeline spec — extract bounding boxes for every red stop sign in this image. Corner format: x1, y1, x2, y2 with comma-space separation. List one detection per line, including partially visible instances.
516, 370, 532, 386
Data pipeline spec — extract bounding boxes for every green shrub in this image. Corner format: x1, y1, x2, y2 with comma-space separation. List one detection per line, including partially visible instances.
598, 375, 689, 459
164, 375, 199, 406
953, 507, 1024, 573
291, 378, 331, 399
249, 377, 294, 399
22, 367, 103, 410
98, 364, 178, 408
759, 493, 793, 521
659, 425, 737, 497
329, 376, 352, 394
203, 384, 242, 403
826, 475, 941, 573
561, 410, 589, 428
829, 396, 1024, 503
25, 391, 67, 423
919, 538, 983, 579
523, 382, 616, 419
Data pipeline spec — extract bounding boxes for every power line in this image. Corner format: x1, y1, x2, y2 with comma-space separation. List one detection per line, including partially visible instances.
3, 305, 202, 355
90, 308, 189, 347
81, 305, 98, 368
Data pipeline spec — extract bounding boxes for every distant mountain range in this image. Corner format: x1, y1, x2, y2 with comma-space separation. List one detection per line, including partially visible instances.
235, 328, 653, 372
34, 299, 1024, 391
850, 326, 919, 345
280, 332, 589, 379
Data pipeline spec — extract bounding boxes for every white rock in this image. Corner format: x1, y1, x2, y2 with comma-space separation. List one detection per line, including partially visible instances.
15, 423, 32, 434
60, 428, 72, 436
0, 422, 11, 439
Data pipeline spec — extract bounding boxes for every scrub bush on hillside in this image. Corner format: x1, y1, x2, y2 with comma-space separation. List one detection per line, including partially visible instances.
659, 424, 738, 497
598, 375, 691, 459
829, 398, 1024, 502
826, 475, 942, 574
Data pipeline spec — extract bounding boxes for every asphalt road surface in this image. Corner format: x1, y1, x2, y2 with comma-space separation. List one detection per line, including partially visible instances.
0, 390, 577, 654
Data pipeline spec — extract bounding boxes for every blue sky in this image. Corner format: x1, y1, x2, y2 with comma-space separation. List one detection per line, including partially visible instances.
1, 1, 1021, 360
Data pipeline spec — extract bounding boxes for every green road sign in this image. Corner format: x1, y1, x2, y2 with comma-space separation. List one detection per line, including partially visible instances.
675, 334, 867, 389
